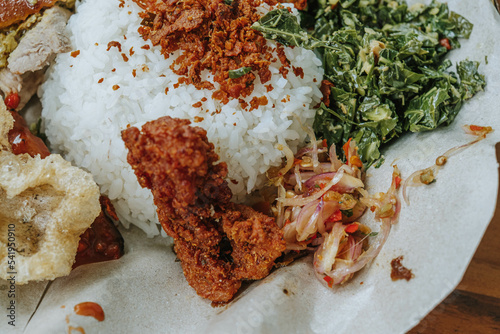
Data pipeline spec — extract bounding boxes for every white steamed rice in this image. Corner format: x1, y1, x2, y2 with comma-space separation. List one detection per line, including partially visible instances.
40, 0, 324, 237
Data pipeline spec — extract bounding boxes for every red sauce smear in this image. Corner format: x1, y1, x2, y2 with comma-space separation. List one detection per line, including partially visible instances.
390, 256, 414, 281
6, 109, 124, 267
7, 110, 51, 158
73, 196, 124, 268
74, 302, 105, 322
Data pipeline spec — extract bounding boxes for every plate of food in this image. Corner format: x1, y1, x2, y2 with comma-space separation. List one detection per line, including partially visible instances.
1, 0, 499, 333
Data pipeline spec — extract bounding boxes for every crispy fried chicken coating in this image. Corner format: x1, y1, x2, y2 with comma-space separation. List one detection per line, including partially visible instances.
122, 116, 285, 302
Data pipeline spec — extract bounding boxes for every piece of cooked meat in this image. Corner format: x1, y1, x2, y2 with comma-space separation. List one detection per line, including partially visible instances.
0, 68, 44, 110
73, 196, 125, 268
221, 203, 286, 280
0, 1, 74, 109
7, 107, 50, 157
122, 116, 286, 302
8, 6, 71, 74
0, 0, 74, 29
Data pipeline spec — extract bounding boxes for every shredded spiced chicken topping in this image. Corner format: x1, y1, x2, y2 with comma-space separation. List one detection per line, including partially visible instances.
133, 0, 291, 105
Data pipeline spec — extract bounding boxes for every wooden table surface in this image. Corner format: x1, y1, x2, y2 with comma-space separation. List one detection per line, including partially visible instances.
409, 144, 500, 333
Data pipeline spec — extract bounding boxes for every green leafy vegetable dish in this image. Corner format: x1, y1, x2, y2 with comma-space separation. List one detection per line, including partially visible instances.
253, 0, 486, 167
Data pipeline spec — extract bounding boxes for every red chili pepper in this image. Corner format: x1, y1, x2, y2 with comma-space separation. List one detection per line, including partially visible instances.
394, 175, 402, 189
323, 275, 334, 288
294, 158, 302, 166
349, 155, 363, 168
345, 223, 359, 234
343, 138, 352, 161
326, 210, 343, 223
439, 38, 452, 50
5, 92, 20, 110
322, 138, 327, 147
469, 125, 484, 132
319, 182, 326, 189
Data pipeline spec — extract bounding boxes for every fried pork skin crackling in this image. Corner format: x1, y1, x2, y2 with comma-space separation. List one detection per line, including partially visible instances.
122, 116, 286, 302
0, 0, 61, 29
0, 101, 101, 283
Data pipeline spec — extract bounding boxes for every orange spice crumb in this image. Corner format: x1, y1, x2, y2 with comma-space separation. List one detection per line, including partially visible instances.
98, 78, 104, 83
281, 95, 290, 103
132, 69, 137, 77
292, 66, 304, 79
249, 96, 268, 111
192, 101, 203, 108
193, 116, 204, 123
113, 85, 120, 90
107, 41, 122, 52
70, 50, 80, 58
238, 99, 248, 109
121, 53, 129, 62
135, 0, 290, 105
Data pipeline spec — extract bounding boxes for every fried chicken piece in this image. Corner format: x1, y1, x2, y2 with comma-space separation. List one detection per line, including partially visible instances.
122, 116, 286, 302
222, 203, 286, 280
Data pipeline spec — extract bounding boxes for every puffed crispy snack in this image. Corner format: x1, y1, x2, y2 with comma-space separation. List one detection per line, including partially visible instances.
0, 100, 101, 283
0, 99, 13, 151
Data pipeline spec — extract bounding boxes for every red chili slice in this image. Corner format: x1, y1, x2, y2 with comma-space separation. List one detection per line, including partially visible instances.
439, 38, 452, 50
344, 223, 359, 234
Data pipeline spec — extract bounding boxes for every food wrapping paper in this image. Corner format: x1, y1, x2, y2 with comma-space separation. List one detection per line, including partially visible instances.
1, 0, 499, 333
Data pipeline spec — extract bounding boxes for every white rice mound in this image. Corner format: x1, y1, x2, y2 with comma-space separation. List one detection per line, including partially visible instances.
40, 0, 324, 237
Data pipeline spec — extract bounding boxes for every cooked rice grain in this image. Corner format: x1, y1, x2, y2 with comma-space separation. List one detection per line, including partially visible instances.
40, 0, 323, 236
